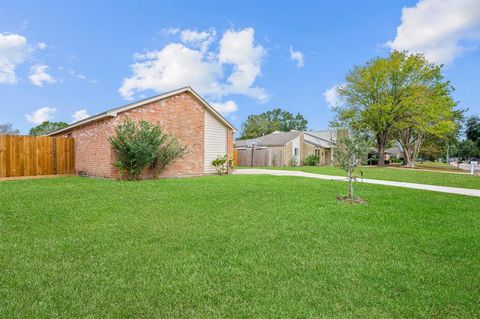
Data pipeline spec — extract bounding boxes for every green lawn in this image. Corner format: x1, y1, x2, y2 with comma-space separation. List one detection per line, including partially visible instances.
1, 176, 479, 318
241, 165, 480, 189
413, 161, 461, 170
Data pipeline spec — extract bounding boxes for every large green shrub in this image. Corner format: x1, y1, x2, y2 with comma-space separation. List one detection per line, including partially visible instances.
302, 154, 319, 166
109, 118, 186, 180
152, 134, 188, 177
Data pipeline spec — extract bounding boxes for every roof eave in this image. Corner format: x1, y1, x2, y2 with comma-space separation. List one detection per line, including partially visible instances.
47, 86, 237, 136
47, 113, 115, 136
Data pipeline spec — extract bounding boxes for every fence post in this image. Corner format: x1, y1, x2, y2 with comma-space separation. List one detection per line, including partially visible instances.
52, 137, 57, 175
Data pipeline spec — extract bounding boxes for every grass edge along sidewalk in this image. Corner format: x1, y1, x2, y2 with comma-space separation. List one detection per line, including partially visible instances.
238, 165, 480, 190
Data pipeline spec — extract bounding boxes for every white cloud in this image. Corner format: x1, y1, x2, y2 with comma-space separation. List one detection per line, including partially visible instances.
210, 100, 238, 115
386, 0, 480, 64
119, 27, 268, 107
323, 84, 341, 108
37, 42, 47, 50
119, 43, 223, 100
29, 64, 56, 87
69, 69, 86, 80
159, 27, 180, 35
25, 107, 56, 124
0, 33, 30, 84
71, 109, 90, 123
218, 28, 268, 102
289, 46, 304, 67
69, 69, 96, 83
180, 28, 216, 53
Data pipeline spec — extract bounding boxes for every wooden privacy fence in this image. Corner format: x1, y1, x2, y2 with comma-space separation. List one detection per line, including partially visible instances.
236, 148, 270, 166
0, 135, 75, 178
233, 149, 239, 166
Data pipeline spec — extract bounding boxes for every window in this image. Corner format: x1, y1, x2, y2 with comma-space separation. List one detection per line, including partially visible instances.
294, 148, 299, 156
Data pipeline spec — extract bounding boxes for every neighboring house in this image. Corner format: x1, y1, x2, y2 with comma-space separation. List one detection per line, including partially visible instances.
49, 87, 235, 178
235, 129, 335, 166
304, 130, 336, 165
367, 146, 403, 164
385, 147, 403, 161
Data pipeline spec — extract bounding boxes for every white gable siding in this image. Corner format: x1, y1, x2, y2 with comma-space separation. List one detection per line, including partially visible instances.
204, 111, 227, 173
291, 135, 301, 166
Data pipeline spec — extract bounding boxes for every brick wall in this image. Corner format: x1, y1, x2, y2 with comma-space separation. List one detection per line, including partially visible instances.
113, 92, 205, 178
55, 118, 114, 178
54, 91, 220, 179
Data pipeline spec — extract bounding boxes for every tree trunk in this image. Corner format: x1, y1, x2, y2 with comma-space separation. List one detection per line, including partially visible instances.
376, 132, 388, 166
403, 150, 414, 167
348, 170, 353, 199
412, 133, 425, 165
377, 142, 386, 166
397, 128, 415, 167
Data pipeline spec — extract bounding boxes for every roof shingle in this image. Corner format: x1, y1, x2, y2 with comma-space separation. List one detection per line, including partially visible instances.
235, 130, 302, 147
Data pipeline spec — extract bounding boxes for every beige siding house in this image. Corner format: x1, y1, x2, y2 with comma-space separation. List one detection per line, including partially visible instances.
235, 130, 335, 166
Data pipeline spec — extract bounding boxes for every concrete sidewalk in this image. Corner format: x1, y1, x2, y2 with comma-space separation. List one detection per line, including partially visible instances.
234, 169, 480, 197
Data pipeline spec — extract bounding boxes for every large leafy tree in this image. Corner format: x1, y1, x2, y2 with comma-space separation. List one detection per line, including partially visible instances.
392, 84, 457, 167
29, 121, 69, 136
240, 108, 308, 140
0, 123, 20, 135
335, 51, 457, 166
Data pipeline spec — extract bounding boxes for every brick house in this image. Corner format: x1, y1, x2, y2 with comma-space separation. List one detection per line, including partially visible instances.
49, 87, 235, 178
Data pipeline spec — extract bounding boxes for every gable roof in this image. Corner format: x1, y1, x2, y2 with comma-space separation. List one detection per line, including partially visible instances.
47, 86, 236, 136
305, 130, 336, 143
303, 130, 336, 148
235, 130, 302, 147
304, 138, 333, 148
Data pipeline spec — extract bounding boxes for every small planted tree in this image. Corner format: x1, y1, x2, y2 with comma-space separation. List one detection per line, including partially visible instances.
211, 155, 234, 175
109, 118, 186, 180
212, 155, 228, 175
334, 131, 369, 202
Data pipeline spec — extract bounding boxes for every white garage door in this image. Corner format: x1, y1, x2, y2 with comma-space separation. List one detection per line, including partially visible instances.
204, 111, 227, 174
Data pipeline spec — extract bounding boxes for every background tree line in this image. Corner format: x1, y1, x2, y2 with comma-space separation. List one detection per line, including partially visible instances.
0, 121, 69, 136
239, 108, 308, 140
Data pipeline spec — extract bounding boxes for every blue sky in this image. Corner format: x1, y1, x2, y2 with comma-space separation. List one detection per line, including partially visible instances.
1, 0, 479, 134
